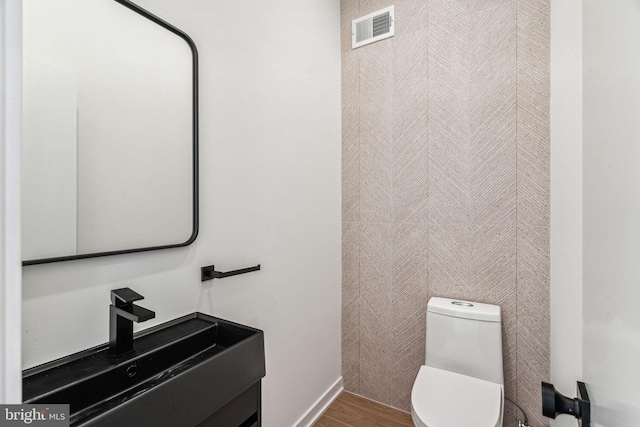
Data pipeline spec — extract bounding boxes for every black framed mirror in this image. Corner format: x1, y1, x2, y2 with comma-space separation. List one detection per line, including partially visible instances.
22, 0, 198, 266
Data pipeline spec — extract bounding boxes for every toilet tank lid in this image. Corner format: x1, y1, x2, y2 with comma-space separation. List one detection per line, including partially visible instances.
427, 297, 501, 322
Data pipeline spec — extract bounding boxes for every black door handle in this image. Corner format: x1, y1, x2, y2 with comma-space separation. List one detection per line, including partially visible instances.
542, 381, 590, 427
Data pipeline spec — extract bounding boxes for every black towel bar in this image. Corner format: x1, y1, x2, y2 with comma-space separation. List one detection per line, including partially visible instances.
201, 264, 261, 282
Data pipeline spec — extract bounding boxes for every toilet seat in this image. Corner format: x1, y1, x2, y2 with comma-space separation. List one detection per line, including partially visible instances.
411, 365, 503, 427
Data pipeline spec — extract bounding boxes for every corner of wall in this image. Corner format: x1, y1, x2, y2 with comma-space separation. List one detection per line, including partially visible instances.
549, 1, 583, 424
0, 0, 23, 403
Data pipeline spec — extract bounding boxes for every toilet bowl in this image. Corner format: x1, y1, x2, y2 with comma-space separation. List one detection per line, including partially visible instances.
411, 365, 503, 427
410, 297, 504, 427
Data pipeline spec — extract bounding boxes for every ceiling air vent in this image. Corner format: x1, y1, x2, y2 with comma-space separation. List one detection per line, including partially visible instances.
352, 6, 395, 49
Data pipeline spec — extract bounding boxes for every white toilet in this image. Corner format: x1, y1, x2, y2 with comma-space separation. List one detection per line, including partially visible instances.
411, 297, 504, 427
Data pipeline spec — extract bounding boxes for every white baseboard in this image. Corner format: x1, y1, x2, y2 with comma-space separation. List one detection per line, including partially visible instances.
293, 376, 343, 427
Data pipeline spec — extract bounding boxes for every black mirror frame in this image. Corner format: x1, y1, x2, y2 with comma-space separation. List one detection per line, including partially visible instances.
23, 0, 199, 266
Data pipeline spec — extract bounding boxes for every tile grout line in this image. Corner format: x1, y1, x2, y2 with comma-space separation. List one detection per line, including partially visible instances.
356, 0, 362, 396
514, 0, 520, 415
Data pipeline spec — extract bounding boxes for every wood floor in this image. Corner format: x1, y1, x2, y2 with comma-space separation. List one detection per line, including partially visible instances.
314, 392, 414, 427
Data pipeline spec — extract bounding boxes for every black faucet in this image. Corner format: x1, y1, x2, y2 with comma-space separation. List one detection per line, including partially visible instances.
109, 288, 155, 357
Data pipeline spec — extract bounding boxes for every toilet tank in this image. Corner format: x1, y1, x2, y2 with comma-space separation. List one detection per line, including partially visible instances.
425, 297, 504, 385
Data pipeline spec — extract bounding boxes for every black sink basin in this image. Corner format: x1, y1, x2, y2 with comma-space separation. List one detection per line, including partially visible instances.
23, 313, 265, 426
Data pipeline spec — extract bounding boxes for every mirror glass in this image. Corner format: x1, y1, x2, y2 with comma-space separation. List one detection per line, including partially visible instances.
22, 0, 198, 265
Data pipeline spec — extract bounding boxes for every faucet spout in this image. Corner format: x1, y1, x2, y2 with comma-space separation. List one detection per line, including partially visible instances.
112, 304, 155, 323
109, 288, 155, 357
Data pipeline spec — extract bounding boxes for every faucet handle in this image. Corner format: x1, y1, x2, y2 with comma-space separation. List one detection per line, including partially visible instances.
111, 287, 145, 307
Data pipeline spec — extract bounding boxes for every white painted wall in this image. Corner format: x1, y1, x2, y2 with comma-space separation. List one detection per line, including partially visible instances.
0, 0, 23, 404
21, 1, 342, 426
549, 1, 583, 427
583, 0, 640, 425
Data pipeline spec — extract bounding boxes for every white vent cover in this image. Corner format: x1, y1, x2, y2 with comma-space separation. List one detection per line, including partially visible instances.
352, 6, 394, 49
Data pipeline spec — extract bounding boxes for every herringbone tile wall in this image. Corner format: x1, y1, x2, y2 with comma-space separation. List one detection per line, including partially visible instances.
340, 0, 550, 425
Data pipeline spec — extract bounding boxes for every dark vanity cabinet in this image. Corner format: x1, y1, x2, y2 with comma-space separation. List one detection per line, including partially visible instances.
197, 382, 261, 427
23, 314, 265, 427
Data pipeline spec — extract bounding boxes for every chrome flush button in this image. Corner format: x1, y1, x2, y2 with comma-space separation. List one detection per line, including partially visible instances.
451, 301, 473, 307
